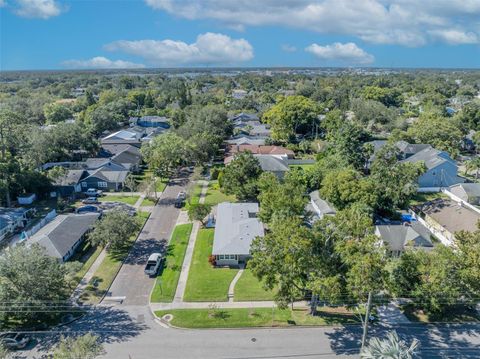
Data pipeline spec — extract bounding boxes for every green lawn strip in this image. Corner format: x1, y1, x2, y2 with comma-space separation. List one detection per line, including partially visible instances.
69, 244, 104, 286
141, 197, 157, 207
151, 223, 193, 302
185, 182, 203, 209
101, 195, 140, 205
155, 178, 168, 192
183, 228, 238, 301
234, 269, 276, 301
410, 192, 448, 206
81, 211, 150, 304
155, 306, 360, 328
204, 180, 236, 206
401, 304, 480, 323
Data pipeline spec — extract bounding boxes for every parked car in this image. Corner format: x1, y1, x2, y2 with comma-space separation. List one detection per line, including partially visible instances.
0, 333, 29, 350
82, 197, 99, 204
175, 191, 187, 208
85, 188, 103, 197
144, 253, 163, 276
76, 205, 101, 214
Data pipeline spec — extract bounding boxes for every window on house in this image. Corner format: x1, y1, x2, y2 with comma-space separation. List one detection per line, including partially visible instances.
98, 182, 107, 188
81, 182, 87, 188
218, 255, 224, 260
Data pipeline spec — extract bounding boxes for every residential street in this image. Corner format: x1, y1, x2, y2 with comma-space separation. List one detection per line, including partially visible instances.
17, 304, 480, 359
104, 170, 190, 306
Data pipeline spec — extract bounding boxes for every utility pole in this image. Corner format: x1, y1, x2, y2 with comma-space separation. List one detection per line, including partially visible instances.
361, 291, 373, 350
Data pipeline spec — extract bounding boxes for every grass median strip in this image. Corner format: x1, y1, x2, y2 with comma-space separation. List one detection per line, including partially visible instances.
184, 228, 238, 302
155, 307, 361, 329
80, 211, 150, 304
150, 223, 193, 302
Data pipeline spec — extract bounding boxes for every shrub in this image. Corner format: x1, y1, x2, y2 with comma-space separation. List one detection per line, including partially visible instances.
208, 254, 216, 266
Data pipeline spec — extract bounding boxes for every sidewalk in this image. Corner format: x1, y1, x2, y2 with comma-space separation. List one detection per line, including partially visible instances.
376, 303, 410, 324
151, 300, 309, 311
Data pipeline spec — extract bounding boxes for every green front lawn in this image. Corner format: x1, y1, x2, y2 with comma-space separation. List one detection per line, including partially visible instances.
234, 269, 276, 301
80, 211, 150, 304
204, 181, 236, 206
185, 182, 203, 209
68, 242, 104, 288
410, 192, 448, 206
151, 223, 193, 302
155, 306, 360, 328
183, 229, 238, 302
141, 197, 157, 207
101, 195, 140, 206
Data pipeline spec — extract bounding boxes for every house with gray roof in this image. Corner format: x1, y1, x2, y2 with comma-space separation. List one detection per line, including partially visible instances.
27, 213, 100, 262
101, 129, 144, 148
449, 183, 480, 205
307, 191, 336, 222
401, 147, 462, 188
0, 207, 31, 242
226, 135, 268, 146
375, 224, 433, 257
255, 155, 290, 178
212, 202, 264, 267
79, 168, 129, 192
53, 169, 86, 197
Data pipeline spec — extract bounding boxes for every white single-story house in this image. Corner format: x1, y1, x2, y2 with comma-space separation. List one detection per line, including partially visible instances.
212, 202, 264, 267
449, 183, 480, 205
308, 191, 336, 220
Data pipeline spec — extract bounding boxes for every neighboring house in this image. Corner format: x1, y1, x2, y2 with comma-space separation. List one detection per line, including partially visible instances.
110, 147, 142, 172
101, 129, 144, 148
212, 202, 264, 267
226, 135, 268, 146
101, 143, 141, 157
416, 198, 480, 245
395, 141, 432, 159
0, 208, 31, 242
462, 130, 476, 152
375, 224, 433, 257
449, 183, 480, 205
230, 113, 259, 125
79, 168, 129, 191
308, 191, 336, 221
53, 170, 86, 197
85, 158, 130, 172
249, 124, 271, 137
225, 145, 294, 164
401, 147, 462, 188
255, 155, 290, 178
232, 89, 248, 99
27, 213, 100, 262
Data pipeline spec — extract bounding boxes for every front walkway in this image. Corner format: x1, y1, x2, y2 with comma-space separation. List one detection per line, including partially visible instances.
227, 269, 244, 302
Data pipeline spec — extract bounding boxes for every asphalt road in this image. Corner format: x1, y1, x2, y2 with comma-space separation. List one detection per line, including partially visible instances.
17, 305, 480, 359
105, 171, 190, 306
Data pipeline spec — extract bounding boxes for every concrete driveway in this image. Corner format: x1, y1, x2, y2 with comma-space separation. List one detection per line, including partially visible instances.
104, 170, 190, 306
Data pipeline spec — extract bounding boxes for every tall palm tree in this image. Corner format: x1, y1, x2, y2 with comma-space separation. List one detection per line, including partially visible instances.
361, 331, 419, 359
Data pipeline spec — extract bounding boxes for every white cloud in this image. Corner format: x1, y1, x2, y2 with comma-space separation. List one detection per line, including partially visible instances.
13, 0, 63, 19
62, 57, 145, 69
305, 42, 374, 64
429, 29, 479, 45
144, 0, 480, 46
104, 32, 254, 66
281, 44, 297, 53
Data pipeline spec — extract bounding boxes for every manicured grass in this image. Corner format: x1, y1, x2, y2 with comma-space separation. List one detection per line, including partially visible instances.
410, 192, 448, 206
81, 211, 150, 304
155, 178, 168, 192
204, 181, 236, 206
155, 306, 361, 328
234, 269, 276, 301
101, 195, 140, 205
151, 223, 193, 302
183, 229, 238, 302
402, 304, 480, 323
69, 244, 104, 287
141, 197, 157, 207
185, 182, 203, 209
289, 164, 315, 170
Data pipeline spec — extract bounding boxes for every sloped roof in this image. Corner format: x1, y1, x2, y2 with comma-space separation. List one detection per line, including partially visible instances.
102, 144, 141, 157
450, 183, 480, 197
375, 224, 433, 252
401, 147, 455, 170
255, 155, 290, 172
54, 170, 86, 186
102, 130, 140, 141
231, 113, 259, 122
85, 159, 128, 171
226, 136, 267, 146
29, 213, 100, 259
83, 168, 129, 184
309, 191, 336, 216
227, 145, 294, 157
213, 202, 264, 256
396, 141, 431, 155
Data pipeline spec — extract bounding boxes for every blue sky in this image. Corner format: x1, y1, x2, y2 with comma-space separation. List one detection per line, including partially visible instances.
1, 0, 479, 70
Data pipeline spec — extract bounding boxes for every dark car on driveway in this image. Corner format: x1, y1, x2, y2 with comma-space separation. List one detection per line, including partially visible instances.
175, 191, 187, 208
0, 333, 29, 350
